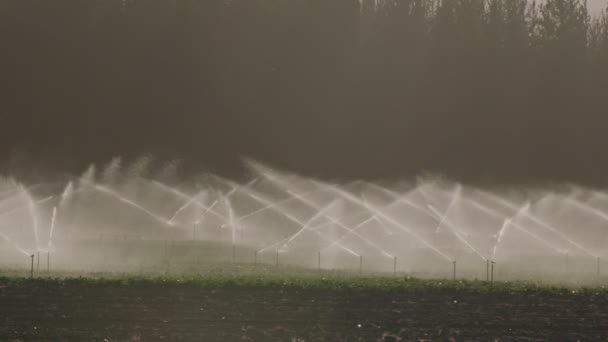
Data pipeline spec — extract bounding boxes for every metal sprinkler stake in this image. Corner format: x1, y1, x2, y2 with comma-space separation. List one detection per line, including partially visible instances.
359, 255, 363, 274
30, 254, 34, 279
491, 261, 496, 285
318, 251, 321, 271
452, 261, 456, 281
486, 259, 490, 282
47, 251, 50, 274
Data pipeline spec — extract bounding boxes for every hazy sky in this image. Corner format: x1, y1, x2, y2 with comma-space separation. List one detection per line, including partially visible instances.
1, 0, 607, 185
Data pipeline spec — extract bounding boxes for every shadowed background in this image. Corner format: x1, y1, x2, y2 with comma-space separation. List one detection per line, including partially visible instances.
1, 0, 607, 184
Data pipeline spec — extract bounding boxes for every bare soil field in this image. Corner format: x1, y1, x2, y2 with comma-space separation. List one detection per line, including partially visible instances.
1, 278, 608, 341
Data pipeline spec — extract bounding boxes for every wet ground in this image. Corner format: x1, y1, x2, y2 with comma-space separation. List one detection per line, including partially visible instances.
1, 280, 608, 341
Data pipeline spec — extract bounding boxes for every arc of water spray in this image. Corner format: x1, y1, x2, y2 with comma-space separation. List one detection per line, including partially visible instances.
166, 190, 208, 225
0, 193, 53, 253
491, 203, 566, 258
308, 180, 453, 262
202, 174, 257, 197
194, 199, 218, 224
313, 229, 360, 257
321, 215, 377, 253
208, 174, 309, 227
246, 164, 409, 259
285, 189, 394, 259
306, 192, 410, 234
203, 174, 260, 199
434, 190, 566, 257
281, 200, 339, 248
238, 189, 323, 221
305, 209, 370, 233
0, 196, 53, 220
222, 195, 238, 244
246, 192, 360, 256
0, 183, 56, 205
427, 204, 487, 262
565, 197, 608, 222
148, 180, 227, 223
247, 192, 304, 224
366, 182, 436, 220
373, 216, 395, 236
512, 221, 566, 255
491, 218, 512, 260
478, 190, 594, 257
496, 219, 567, 257
236, 163, 400, 257
473, 189, 521, 213
90, 184, 172, 228
591, 190, 608, 207
21, 186, 41, 251
467, 197, 571, 255
242, 186, 358, 257
59, 181, 74, 207
47, 207, 57, 251
0, 232, 30, 256
246, 162, 424, 258
427, 184, 461, 234
518, 203, 595, 258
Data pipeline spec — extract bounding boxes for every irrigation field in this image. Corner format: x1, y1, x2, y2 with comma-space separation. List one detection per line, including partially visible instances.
1, 266, 608, 341
4, 159, 608, 284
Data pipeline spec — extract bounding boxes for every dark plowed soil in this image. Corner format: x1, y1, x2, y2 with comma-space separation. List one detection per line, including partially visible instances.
1, 280, 608, 341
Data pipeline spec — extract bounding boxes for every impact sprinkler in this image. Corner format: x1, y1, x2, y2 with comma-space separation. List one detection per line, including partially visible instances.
491, 261, 496, 285
452, 260, 457, 281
